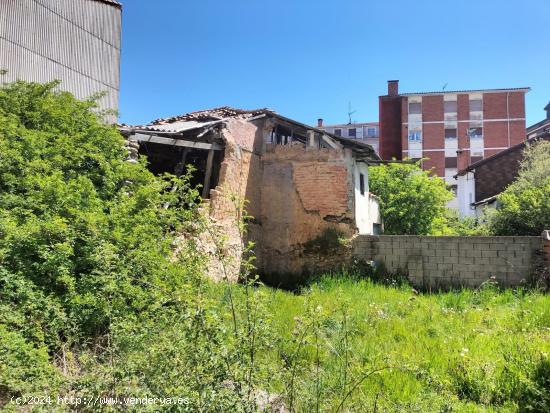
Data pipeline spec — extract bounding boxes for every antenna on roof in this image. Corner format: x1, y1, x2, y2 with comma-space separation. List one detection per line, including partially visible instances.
347, 102, 356, 125
442, 83, 448, 91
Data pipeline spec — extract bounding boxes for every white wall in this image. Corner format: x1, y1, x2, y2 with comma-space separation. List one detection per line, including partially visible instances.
354, 162, 370, 234
353, 162, 382, 234
456, 172, 476, 217
367, 193, 382, 234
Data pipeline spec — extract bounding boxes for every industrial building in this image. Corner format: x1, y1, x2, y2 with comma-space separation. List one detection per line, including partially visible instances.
0, 0, 122, 120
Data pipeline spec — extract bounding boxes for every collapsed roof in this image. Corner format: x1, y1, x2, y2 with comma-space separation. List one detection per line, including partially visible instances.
120, 106, 380, 161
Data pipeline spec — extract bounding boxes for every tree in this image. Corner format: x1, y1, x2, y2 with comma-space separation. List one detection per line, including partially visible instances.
368, 161, 453, 235
490, 140, 550, 236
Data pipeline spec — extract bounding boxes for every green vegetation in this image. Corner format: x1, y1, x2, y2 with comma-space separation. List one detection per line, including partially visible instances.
369, 161, 491, 236
490, 141, 550, 236
368, 161, 452, 235
303, 228, 349, 254
1, 82, 549, 412
253, 276, 550, 412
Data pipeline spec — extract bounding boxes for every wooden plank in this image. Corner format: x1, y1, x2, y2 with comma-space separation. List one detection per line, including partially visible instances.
174, 147, 190, 176
133, 133, 223, 151
202, 149, 215, 198
321, 134, 341, 149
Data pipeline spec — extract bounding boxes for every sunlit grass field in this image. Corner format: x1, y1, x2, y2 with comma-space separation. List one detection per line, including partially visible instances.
222, 276, 550, 412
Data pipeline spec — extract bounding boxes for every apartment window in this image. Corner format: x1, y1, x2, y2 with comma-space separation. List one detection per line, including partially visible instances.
468, 127, 483, 139
334, 128, 342, 136
359, 173, 365, 195
408, 131, 422, 141
445, 157, 457, 168
367, 127, 376, 137
444, 101, 457, 113
409, 102, 422, 114
348, 128, 356, 137
445, 128, 457, 139
470, 99, 482, 112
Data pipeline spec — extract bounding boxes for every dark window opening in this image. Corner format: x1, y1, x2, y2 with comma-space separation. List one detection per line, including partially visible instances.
271, 125, 305, 145
348, 128, 356, 138
445, 128, 457, 139
445, 157, 457, 168
444, 101, 457, 113
138, 141, 223, 199
449, 185, 457, 196
359, 173, 365, 195
409, 102, 422, 114
470, 99, 482, 112
373, 223, 382, 235
334, 129, 342, 136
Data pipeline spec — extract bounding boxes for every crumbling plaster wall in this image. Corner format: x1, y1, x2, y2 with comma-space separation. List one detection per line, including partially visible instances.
257, 144, 358, 276
202, 118, 264, 282
203, 117, 364, 281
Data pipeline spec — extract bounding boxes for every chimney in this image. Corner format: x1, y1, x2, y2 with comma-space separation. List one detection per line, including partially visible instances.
545, 101, 550, 119
317, 118, 324, 128
388, 80, 399, 96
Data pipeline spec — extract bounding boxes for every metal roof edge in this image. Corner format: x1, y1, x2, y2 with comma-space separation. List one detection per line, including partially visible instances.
93, 0, 122, 8
399, 87, 530, 97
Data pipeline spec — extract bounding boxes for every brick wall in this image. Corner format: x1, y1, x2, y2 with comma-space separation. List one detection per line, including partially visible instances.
257, 145, 356, 276
381, 89, 528, 177
474, 147, 523, 201
379, 96, 403, 160
353, 235, 542, 288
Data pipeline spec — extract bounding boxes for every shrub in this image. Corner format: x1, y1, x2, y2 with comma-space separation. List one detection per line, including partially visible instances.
490, 141, 550, 235
368, 161, 453, 235
0, 81, 202, 403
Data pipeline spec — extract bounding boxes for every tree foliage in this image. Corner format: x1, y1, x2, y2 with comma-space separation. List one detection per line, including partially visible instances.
490, 140, 550, 236
368, 161, 453, 235
0, 82, 282, 413
0, 81, 208, 404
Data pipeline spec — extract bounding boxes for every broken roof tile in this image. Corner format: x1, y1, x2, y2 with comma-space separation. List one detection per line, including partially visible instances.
151, 106, 274, 125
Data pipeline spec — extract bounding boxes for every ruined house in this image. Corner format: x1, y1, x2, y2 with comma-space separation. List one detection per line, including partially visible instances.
120, 107, 381, 281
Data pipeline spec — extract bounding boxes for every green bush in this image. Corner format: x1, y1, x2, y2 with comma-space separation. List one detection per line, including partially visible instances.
0, 81, 204, 403
368, 161, 453, 235
490, 141, 550, 235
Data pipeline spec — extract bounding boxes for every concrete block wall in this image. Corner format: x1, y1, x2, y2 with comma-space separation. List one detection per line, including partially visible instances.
353, 235, 542, 288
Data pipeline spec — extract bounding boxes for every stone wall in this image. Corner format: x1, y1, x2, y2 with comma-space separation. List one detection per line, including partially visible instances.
353, 235, 543, 288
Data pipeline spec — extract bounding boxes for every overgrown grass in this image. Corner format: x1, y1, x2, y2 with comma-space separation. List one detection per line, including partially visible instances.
216, 275, 550, 412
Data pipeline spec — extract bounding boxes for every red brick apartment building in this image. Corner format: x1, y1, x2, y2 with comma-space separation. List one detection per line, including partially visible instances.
379, 80, 529, 187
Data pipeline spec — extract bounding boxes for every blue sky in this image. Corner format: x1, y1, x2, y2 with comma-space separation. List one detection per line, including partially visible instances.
119, 0, 549, 127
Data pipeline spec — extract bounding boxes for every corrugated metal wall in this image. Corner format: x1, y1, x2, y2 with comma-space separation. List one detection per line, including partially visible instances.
0, 0, 121, 120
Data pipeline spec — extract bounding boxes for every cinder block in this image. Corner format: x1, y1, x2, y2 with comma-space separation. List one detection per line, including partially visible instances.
474, 257, 487, 265
489, 243, 506, 251
424, 262, 438, 270
497, 250, 514, 258
481, 250, 498, 258
444, 255, 458, 264
471, 250, 482, 258
433, 255, 445, 264
459, 256, 474, 265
